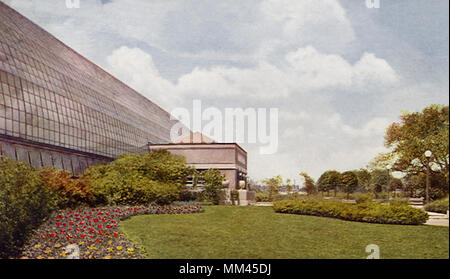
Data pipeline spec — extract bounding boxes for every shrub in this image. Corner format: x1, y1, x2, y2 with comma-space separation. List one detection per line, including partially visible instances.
273, 199, 429, 225
39, 168, 93, 209
389, 199, 409, 207
256, 191, 271, 202
355, 193, 374, 204
83, 150, 193, 206
179, 189, 203, 202
199, 169, 225, 205
424, 196, 449, 214
231, 190, 239, 205
0, 157, 56, 258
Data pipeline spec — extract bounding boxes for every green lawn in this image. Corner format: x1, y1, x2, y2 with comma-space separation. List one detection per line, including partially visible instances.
120, 206, 449, 259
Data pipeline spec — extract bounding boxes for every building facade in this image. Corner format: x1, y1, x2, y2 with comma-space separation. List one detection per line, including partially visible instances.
0, 3, 178, 173
149, 141, 248, 190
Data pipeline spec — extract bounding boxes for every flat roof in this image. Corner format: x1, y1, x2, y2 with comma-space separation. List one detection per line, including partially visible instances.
149, 142, 247, 154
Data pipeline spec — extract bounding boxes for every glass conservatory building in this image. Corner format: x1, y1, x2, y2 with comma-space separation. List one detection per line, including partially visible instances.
0, 2, 178, 173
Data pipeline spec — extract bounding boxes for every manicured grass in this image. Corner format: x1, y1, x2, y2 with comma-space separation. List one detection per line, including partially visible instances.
120, 206, 449, 259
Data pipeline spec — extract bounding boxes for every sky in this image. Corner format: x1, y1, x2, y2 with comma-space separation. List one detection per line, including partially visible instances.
3, 0, 449, 183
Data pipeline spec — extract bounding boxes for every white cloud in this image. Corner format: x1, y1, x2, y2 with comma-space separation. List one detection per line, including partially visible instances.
106, 46, 176, 109
260, 0, 355, 52
285, 46, 399, 92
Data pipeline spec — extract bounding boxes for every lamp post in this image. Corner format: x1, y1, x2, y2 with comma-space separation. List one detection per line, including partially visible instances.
424, 150, 432, 204
386, 165, 392, 199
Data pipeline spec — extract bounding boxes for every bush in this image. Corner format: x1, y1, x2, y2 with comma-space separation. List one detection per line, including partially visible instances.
273, 199, 429, 225
355, 193, 374, 204
83, 150, 193, 205
179, 189, 203, 202
389, 199, 409, 207
0, 157, 56, 258
199, 169, 225, 205
256, 191, 271, 202
231, 190, 239, 205
424, 196, 449, 214
39, 168, 93, 209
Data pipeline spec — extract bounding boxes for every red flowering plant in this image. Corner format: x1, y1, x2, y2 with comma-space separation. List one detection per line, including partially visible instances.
19, 205, 203, 259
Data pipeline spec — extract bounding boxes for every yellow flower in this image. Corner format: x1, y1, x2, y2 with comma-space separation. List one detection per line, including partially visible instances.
48, 257, 55, 260
36, 256, 45, 259
54, 244, 62, 248
108, 240, 112, 245
89, 245, 97, 251
34, 244, 42, 249
78, 242, 85, 246
108, 247, 114, 253
127, 248, 135, 255
104, 255, 112, 259
116, 246, 123, 251
44, 249, 52, 254
61, 251, 67, 258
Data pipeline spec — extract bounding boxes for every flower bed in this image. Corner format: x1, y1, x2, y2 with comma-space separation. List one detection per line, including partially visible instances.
19, 205, 204, 259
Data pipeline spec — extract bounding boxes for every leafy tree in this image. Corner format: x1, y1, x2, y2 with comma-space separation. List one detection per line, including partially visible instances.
369, 169, 390, 197
339, 171, 359, 199
388, 178, 404, 198
420, 171, 448, 201
404, 173, 425, 197
368, 152, 395, 171
353, 169, 372, 191
286, 178, 292, 193
385, 105, 449, 183
200, 169, 225, 205
299, 172, 316, 195
316, 170, 340, 196
263, 175, 283, 200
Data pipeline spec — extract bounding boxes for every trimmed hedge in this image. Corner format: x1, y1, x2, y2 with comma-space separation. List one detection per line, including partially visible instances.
273, 199, 429, 225
424, 196, 449, 214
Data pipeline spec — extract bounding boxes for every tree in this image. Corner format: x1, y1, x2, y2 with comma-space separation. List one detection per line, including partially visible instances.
404, 173, 426, 197
388, 178, 403, 198
385, 105, 449, 183
286, 178, 292, 193
200, 169, 225, 205
262, 175, 282, 200
339, 171, 359, 199
369, 169, 390, 197
353, 169, 372, 192
316, 170, 340, 196
299, 172, 316, 195
368, 152, 396, 171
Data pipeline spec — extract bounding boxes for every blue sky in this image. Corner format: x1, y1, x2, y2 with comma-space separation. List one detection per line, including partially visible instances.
4, 0, 449, 182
